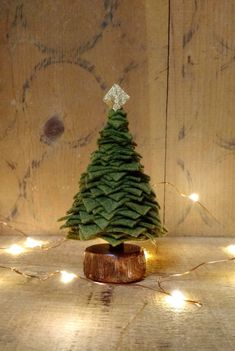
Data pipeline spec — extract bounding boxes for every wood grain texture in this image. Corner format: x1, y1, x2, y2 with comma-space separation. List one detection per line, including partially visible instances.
84, 243, 146, 283
0, 235, 235, 350
0, 0, 168, 235
165, 0, 235, 236
0, 0, 234, 237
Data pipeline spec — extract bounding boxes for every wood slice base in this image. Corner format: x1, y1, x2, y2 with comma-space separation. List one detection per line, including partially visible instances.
83, 243, 146, 283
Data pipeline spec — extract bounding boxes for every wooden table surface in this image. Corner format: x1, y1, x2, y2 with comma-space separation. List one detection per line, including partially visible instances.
0, 236, 235, 351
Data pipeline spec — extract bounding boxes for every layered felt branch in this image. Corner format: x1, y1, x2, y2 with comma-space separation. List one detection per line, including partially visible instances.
59, 108, 166, 246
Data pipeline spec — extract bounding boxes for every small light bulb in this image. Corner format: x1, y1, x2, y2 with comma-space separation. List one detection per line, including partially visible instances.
60, 271, 77, 284
166, 290, 185, 308
226, 245, 235, 256
144, 250, 152, 260
24, 237, 43, 248
7, 244, 25, 255
188, 193, 199, 202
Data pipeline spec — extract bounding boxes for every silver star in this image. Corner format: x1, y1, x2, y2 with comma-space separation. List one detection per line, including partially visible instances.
103, 84, 130, 111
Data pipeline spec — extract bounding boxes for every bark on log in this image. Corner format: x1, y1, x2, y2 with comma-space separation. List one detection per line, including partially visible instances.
83, 243, 146, 283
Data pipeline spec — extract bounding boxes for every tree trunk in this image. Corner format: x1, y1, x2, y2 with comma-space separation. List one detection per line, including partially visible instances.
83, 243, 146, 283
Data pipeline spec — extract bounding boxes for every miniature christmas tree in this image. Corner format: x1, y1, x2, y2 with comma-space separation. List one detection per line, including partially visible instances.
59, 84, 166, 247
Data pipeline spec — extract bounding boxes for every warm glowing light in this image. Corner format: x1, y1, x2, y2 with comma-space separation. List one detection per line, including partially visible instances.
60, 271, 77, 284
188, 193, 199, 202
166, 290, 185, 308
226, 245, 235, 256
144, 250, 153, 260
7, 244, 25, 255
24, 237, 43, 248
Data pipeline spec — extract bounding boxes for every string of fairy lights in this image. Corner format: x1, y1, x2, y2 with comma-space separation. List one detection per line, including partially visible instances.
0, 183, 235, 309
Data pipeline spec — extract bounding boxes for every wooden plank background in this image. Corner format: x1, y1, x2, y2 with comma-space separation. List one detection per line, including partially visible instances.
165, 0, 235, 235
0, 0, 234, 237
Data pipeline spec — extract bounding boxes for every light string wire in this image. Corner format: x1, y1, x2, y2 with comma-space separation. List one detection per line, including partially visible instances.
0, 181, 219, 251
153, 181, 221, 225
155, 256, 235, 307
0, 264, 88, 282
0, 219, 27, 237
1, 253, 235, 307
133, 282, 202, 307
0, 218, 67, 251
0, 183, 233, 307
132, 254, 235, 307
0, 265, 61, 280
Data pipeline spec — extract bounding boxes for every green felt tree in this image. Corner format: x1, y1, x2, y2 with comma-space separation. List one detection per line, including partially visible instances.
59, 84, 166, 246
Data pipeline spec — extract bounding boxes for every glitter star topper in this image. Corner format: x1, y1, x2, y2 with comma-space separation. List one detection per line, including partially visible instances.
103, 84, 130, 111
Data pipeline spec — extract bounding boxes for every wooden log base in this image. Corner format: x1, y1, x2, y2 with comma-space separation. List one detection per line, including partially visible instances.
83, 243, 146, 283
